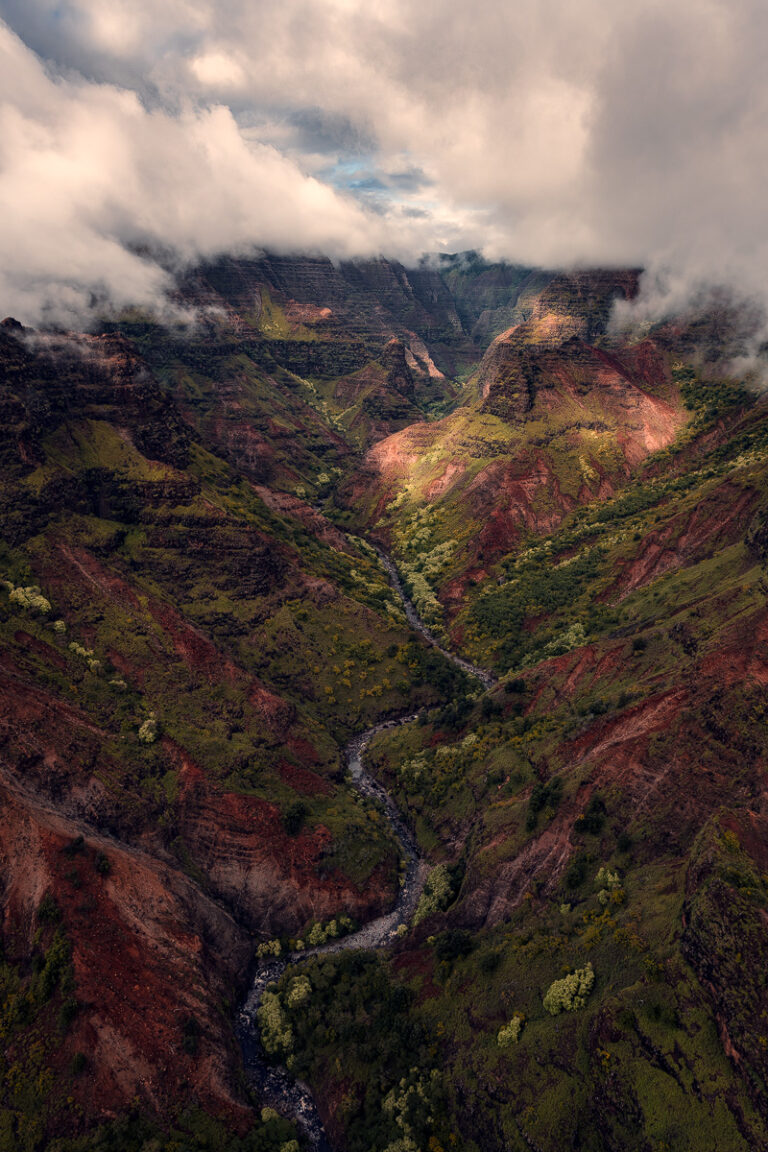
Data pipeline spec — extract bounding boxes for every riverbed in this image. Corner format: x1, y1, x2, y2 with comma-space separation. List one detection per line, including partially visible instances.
237, 547, 494, 1148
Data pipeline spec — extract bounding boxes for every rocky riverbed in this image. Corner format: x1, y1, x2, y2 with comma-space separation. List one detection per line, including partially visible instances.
237, 547, 493, 1148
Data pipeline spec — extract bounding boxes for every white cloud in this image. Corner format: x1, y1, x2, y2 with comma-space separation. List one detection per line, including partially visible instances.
188, 49, 246, 90
3, 1, 768, 325
0, 20, 387, 324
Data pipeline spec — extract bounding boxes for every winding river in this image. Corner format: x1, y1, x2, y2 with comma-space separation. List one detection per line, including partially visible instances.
237, 549, 494, 1149
372, 546, 496, 690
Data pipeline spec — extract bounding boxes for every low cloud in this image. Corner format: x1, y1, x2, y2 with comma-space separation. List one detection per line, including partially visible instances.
0, 22, 389, 325
3, 2, 768, 330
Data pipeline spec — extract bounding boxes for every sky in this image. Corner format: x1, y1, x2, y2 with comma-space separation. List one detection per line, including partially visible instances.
0, 0, 767, 326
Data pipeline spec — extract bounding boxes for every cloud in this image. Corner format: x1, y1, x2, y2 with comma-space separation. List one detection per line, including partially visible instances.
0, 21, 390, 324
2, 1, 768, 328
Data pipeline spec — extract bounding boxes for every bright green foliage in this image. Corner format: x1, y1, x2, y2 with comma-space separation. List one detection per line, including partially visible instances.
497, 1014, 524, 1045
413, 863, 454, 925
68, 642, 94, 659
596, 866, 623, 906
257, 991, 293, 1057
256, 940, 282, 959
399, 568, 445, 631
137, 713, 159, 744
595, 866, 621, 890
285, 976, 311, 1009
268, 951, 451, 1152
0, 923, 78, 1146
382, 1068, 442, 1151
307, 920, 335, 946
543, 963, 595, 1015
538, 620, 587, 662
8, 585, 51, 614
303, 915, 354, 947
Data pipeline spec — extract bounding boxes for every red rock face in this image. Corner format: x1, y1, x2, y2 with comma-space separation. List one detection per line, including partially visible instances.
0, 321, 410, 1133
167, 742, 394, 935
458, 597, 768, 929
0, 777, 251, 1128
0, 563, 399, 1133
350, 321, 687, 611
603, 480, 757, 601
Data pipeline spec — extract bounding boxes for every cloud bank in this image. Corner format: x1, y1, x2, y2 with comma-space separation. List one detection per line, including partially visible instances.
1, 0, 768, 326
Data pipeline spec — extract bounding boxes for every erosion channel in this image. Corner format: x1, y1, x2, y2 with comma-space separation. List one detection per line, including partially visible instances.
237, 547, 494, 1150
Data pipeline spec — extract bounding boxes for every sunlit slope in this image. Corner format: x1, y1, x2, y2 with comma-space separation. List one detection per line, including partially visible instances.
346, 271, 691, 638
329, 378, 768, 1151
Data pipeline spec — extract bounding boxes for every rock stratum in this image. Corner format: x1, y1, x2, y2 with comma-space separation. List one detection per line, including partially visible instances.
1, 256, 768, 1151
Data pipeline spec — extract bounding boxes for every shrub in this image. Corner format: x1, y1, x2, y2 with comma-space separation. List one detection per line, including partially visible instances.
565, 856, 588, 889
413, 864, 454, 925
36, 931, 72, 1002
434, 929, 473, 963
9, 585, 51, 614
256, 939, 282, 959
497, 1014, 524, 1045
479, 949, 501, 973
138, 712, 160, 744
543, 963, 595, 1015
58, 997, 79, 1034
574, 794, 606, 835
481, 696, 503, 720
286, 975, 311, 1008
63, 835, 85, 858
382, 1068, 442, 1151
69, 641, 95, 659
595, 866, 621, 890
505, 678, 527, 694
182, 1015, 201, 1055
540, 621, 587, 660
37, 892, 61, 924
258, 990, 293, 1056
526, 776, 563, 831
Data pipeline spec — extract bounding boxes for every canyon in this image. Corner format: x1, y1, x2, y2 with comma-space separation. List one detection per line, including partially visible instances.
1, 255, 768, 1152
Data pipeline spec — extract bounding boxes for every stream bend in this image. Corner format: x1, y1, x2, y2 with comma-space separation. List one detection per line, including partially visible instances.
237, 549, 493, 1148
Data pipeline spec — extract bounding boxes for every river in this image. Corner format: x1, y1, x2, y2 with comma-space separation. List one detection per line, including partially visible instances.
237, 547, 494, 1149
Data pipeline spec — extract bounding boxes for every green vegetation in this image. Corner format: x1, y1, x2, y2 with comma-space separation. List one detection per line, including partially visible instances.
262, 953, 452, 1152
413, 863, 457, 925
542, 963, 595, 1014
345, 358, 768, 1150
497, 1014, 524, 1045
45, 1109, 298, 1152
0, 916, 80, 1150
5, 269, 768, 1150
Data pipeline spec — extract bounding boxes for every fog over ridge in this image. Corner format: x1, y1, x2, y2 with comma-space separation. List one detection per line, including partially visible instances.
1, 0, 767, 329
